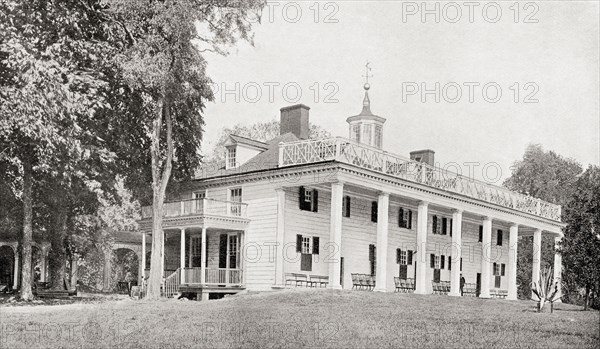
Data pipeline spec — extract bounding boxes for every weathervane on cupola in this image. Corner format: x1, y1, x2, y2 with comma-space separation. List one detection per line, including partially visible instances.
346, 61, 386, 149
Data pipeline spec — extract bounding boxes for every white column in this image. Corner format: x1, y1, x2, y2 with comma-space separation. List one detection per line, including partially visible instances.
328, 182, 344, 289
201, 227, 207, 284
415, 201, 429, 294
180, 228, 186, 283
449, 209, 463, 297
479, 217, 492, 298
141, 233, 147, 283
13, 245, 19, 290
553, 235, 563, 302
240, 230, 246, 284
531, 228, 542, 299
374, 192, 390, 292
188, 235, 192, 267
274, 188, 286, 287
507, 224, 519, 300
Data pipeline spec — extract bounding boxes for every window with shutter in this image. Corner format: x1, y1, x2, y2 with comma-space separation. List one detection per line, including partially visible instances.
450, 218, 453, 237
296, 234, 302, 253
408, 210, 413, 229
432, 215, 437, 234
371, 201, 378, 222
497, 230, 503, 246
407, 250, 413, 265
430, 254, 435, 268
441, 255, 445, 269
460, 258, 463, 271
501, 263, 506, 276
396, 248, 401, 264
312, 237, 320, 254
448, 257, 452, 270
312, 190, 318, 212
478, 225, 483, 242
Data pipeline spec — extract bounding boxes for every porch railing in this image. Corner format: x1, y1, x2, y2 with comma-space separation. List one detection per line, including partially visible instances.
182, 267, 243, 286
161, 268, 180, 298
278, 137, 562, 222
141, 198, 248, 220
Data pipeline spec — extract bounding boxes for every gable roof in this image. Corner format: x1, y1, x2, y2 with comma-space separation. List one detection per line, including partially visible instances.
226, 134, 269, 150
194, 132, 300, 180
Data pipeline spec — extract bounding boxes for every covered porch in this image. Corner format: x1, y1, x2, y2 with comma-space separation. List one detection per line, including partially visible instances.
138, 198, 249, 298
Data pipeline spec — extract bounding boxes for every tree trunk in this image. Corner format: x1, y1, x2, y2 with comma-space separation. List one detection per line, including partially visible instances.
20, 157, 34, 301
584, 285, 590, 311
145, 98, 174, 300
48, 209, 68, 290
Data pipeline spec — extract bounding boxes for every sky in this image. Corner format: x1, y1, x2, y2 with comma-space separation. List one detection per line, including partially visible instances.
200, 0, 599, 184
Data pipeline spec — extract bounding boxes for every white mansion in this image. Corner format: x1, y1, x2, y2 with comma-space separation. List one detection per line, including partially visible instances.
128, 82, 565, 300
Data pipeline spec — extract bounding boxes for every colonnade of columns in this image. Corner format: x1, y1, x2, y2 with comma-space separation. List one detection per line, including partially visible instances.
316, 182, 563, 299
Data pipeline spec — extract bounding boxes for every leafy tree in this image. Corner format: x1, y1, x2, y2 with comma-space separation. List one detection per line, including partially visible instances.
104, 0, 265, 299
560, 166, 600, 310
0, 0, 118, 299
209, 120, 332, 161
503, 144, 582, 299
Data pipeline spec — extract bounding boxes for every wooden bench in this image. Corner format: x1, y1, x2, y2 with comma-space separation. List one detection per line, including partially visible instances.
394, 277, 415, 293
351, 273, 375, 290
433, 281, 452, 295
491, 289, 508, 299
462, 283, 477, 296
285, 273, 309, 287
309, 275, 328, 288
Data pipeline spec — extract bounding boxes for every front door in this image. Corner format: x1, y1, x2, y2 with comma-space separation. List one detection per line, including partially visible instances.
219, 233, 240, 285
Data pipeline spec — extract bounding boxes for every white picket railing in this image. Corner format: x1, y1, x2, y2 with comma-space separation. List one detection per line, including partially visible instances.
141, 198, 248, 220
161, 268, 180, 298
182, 267, 243, 286
278, 137, 562, 222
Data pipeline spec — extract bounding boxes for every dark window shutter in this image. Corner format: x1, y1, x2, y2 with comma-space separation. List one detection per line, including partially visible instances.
497, 230, 503, 246
345, 196, 351, 217
399, 265, 408, 279
396, 248, 401, 264
448, 257, 452, 270
441, 255, 445, 269
299, 186, 306, 210
493, 262, 497, 275
501, 263, 506, 276
296, 234, 302, 253
398, 208, 404, 227
408, 210, 413, 229
495, 275, 501, 288
442, 217, 447, 235
219, 234, 228, 269
430, 254, 435, 268
312, 190, 318, 212
312, 237, 319, 254
450, 218, 453, 237
460, 258, 463, 271
407, 250, 413, 265
479, 225, 483, 242
371, 201, 378, 222
369, 244, 376, 276
432, 215, 437, 234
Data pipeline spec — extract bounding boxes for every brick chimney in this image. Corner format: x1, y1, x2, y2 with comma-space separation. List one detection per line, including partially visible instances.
410, 149, 435, 166
280, 104, 310, 140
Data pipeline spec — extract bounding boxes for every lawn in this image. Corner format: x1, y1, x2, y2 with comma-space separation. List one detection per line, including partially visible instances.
0, 289, 598, 348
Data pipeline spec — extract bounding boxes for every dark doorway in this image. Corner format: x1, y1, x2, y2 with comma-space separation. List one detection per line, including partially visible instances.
476, 273, 481, 297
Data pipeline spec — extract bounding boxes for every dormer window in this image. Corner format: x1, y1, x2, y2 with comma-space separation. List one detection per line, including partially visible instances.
227, 147, 236, 169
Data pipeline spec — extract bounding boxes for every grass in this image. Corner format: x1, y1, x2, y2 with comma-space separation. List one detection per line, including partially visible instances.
0, 289, 598, 348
